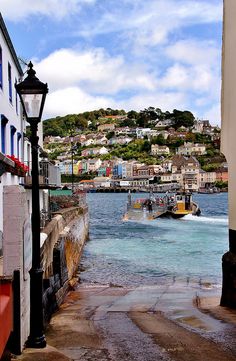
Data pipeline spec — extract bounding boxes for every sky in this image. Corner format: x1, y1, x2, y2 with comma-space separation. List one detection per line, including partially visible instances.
2, 0, 223, 124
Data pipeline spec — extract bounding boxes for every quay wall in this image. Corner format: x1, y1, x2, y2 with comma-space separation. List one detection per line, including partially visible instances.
41, 206, 89, 324
2, 186, 89, 354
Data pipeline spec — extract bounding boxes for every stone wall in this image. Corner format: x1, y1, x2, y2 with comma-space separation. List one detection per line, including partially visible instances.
40, 206, 89, 324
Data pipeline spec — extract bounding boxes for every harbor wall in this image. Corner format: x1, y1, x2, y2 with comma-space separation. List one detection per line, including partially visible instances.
41, 206, 89, 324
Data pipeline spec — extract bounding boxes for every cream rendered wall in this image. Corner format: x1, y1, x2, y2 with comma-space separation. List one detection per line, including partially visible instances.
221, 0, 236, 231
3, 185, 30, 351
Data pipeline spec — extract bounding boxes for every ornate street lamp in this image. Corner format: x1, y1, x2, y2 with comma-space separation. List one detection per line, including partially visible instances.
15, 62, 48, 348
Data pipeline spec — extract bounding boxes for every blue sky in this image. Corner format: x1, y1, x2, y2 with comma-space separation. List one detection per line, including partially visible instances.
2, 0, 223, 124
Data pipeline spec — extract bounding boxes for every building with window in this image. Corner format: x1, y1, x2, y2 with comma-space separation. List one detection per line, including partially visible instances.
0, 13, 61, 356
0, 13, 25, 358
151, 144, 170, 156
0, 12, 24, 253
176, 142, 206, 156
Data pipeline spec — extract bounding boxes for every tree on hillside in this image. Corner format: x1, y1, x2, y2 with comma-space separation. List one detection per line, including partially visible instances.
138, 107, 158, 127
127, 110, 139, 119
120, 117, 136, 127
141, 140, 151, 152
171, 109, 195, 129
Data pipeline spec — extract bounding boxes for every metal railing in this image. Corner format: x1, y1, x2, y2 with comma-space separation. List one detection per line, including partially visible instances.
24, 160, 61, 188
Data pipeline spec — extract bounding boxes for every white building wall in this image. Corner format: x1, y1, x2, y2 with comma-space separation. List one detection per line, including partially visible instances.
0, 23, 24, 235
3, 185, 30, 351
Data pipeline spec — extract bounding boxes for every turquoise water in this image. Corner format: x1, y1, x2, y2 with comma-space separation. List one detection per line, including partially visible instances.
80, 193, 228, 287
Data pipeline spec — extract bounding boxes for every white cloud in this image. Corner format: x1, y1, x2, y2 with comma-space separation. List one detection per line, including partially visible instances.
1, 0, 95, 21
44, 87, 114, 118
77, 0, 222, 50
44, 86, 188, 120
165, 39, 220, 67
34, 44, 221, 124
6, 0, 222, 125
160, 62, 220, 95
34, 48, 157, 94
202, 103, 221, 125
120, 91, 188, 114
160, 39, 221, 106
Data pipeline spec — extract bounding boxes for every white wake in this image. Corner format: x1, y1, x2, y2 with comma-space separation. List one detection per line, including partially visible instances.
182, 214, 228, 224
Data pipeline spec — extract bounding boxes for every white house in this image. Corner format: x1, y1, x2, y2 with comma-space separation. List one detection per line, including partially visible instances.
176, 142, 206, 156
136, 127, 151, 138
0, 14, 61, 356
151, 144, 170, 156
0, 13, 29, 357
0, 13, 24, 249
87, 158, 102, 172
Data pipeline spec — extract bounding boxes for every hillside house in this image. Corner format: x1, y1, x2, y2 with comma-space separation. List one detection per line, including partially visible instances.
136, 127, 151, 138
97, 123, 115, 132
151, 144, 170, 156
81, 146, 109, 157
176, 142, 206, 156
80, 136, 95, 147
94, 134, 108, 145
155, 119, 173, 128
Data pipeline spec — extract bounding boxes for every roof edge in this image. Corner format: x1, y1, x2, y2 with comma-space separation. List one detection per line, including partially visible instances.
0, 13, 23, 76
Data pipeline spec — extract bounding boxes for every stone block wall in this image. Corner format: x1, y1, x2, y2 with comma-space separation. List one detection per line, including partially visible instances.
40, 206, 89, 323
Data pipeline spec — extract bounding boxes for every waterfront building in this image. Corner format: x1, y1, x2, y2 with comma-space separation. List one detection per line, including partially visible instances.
121, 161, 139, 179
112, 163, 123, 178
160, 173, 173, 183
87, 158, 102, 173
199, 170, 216, 189
133, 164, 159, 178
78, 159, 88, 174
172, 155, 200, 191
215, 167, 228, 183
97, 164, 112, 177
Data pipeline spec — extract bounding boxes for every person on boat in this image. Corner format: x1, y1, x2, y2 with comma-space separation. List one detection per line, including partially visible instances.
147, 199, 153, 212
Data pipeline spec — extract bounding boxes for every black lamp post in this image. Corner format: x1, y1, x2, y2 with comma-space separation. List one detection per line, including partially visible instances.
15, 62, 48, 348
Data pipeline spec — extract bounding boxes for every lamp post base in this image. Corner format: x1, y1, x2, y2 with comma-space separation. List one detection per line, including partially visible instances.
27, 267, 46, 349
221, 251, 236, 308
26, 335, 46, 349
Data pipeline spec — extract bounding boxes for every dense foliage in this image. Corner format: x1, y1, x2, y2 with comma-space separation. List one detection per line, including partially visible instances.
43, 107, 225, 170
43, 107, 195, 137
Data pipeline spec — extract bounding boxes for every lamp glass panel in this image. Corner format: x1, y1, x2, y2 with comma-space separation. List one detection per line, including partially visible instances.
22, 93, 43, 118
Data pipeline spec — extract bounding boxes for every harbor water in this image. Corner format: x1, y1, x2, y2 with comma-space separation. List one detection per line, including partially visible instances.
80, 192, 228, 288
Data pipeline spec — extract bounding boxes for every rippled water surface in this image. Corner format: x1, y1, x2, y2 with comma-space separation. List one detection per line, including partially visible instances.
80, 192, 228, 287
